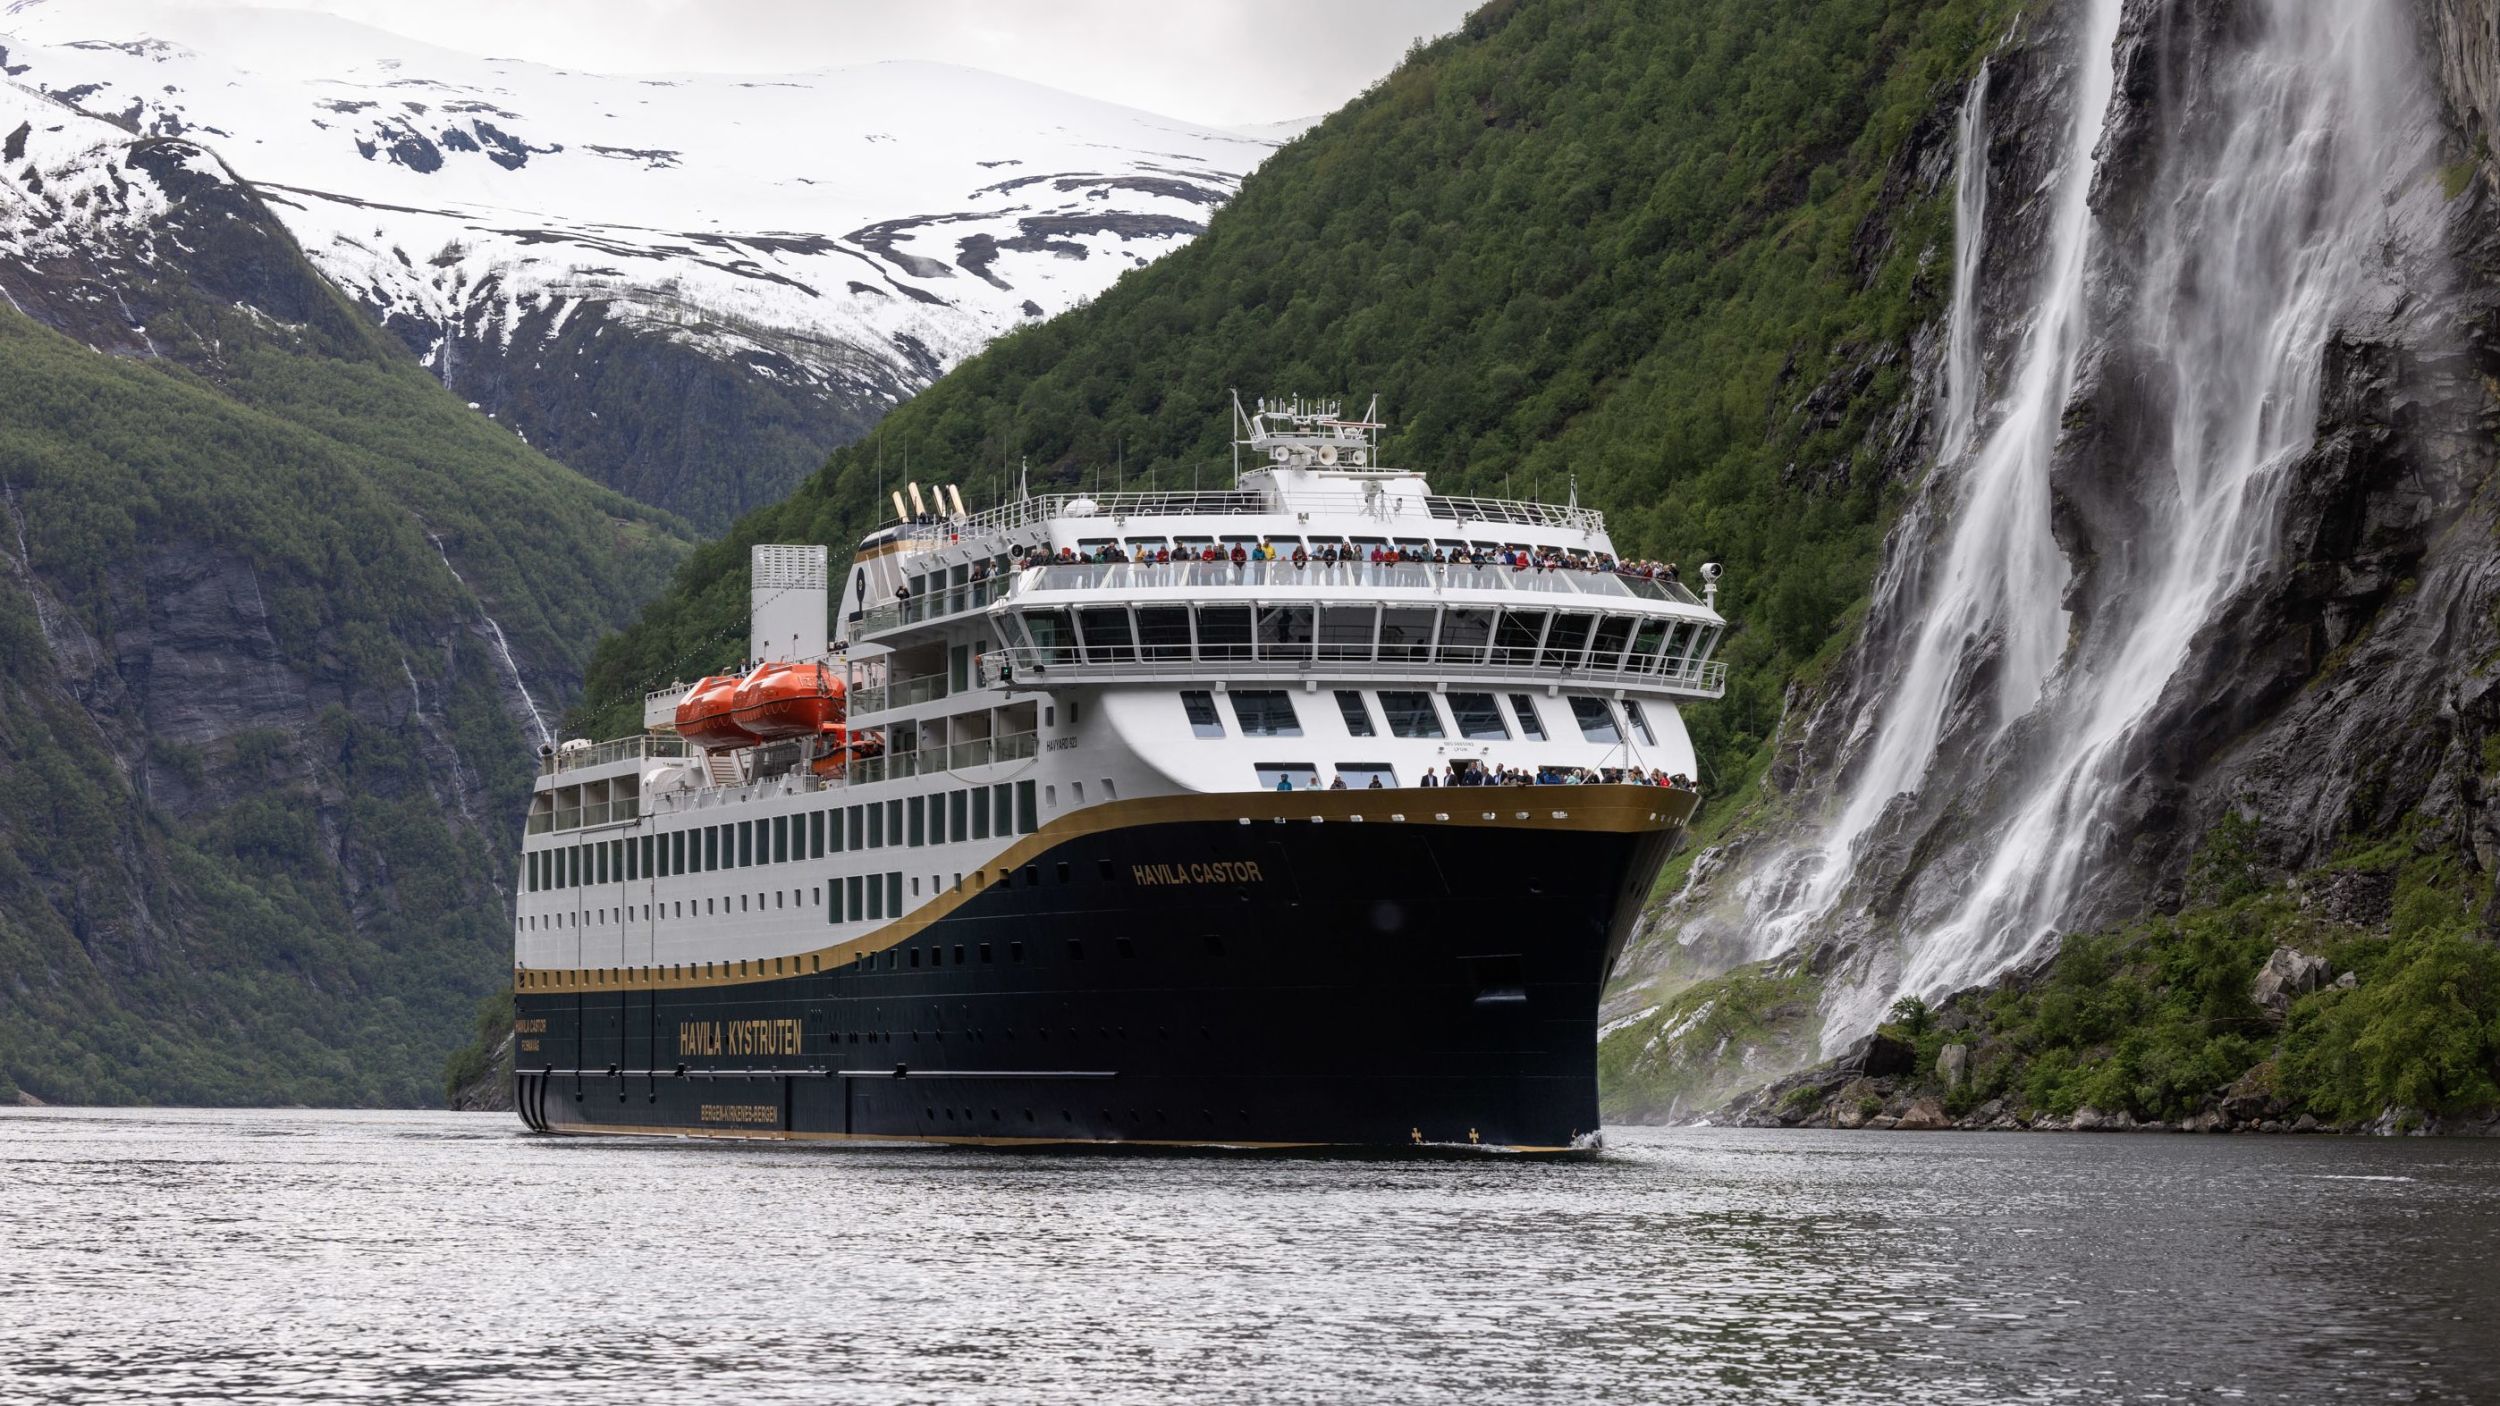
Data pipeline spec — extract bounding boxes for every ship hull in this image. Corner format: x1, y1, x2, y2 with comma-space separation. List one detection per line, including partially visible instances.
513, 786, 1691, 1152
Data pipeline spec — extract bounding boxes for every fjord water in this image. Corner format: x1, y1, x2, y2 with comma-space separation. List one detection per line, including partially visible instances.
5, 1110, 2497, 1403
1739, 0, 2444, 1038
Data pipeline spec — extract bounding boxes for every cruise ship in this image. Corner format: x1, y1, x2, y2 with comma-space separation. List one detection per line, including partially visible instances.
509, 398, 1728, 1151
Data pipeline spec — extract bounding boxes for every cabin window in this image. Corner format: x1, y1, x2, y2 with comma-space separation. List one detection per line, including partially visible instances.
908, 795, 926, 847
867, 805, 884, 849
949, 790, 969, 843
1229, 690, 1302, 738
994, 784, 1013, 837
1337, 763, 1397, 790
1254, 763, 1321, 792
887, 873, 902, 916
1181, 691, 1224, 738
847, 875, 864, 918
1508, 694, 1549, 741
1623, 698, 1660, 747
1379, 691, 1446, 739
1448, 692, 1510, 741
638, 835, 653, 880
1568, 696, 1624, 744
868, 877, 886, 921
887, 801, 903, 846
1016, 780, 1037, 834
773, 815, 790, 864
811, 811, 826, 859
738, 821, 754, 868
1334, 690, 1376, 737
973, 789, 992, 841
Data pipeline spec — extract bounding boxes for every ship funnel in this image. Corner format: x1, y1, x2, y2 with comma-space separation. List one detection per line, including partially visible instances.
907, 482, 927, 517
946, 483, 967, 518
891, 490, 908, 523
750, 544, 829, 664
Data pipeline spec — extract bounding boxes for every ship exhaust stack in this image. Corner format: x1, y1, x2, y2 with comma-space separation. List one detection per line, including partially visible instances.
749, 544, 829, 665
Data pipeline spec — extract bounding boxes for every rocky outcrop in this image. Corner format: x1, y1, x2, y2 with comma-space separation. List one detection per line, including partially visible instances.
447, 1032, 515, 1113
2250, 946, 2332, 1018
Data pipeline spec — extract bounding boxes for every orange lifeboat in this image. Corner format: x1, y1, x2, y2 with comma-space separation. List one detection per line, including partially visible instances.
730, 660, 846, 742
674, 674, 761, 751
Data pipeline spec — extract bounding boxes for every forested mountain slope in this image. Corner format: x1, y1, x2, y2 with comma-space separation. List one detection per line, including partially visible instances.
574, 0, 2019, 742
0, 82, 688, 1104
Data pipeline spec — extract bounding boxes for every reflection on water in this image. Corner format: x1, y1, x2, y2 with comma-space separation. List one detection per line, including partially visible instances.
2, 1110, 2495, 1403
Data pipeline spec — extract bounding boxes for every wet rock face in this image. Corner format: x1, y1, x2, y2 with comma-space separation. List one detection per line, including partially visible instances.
2250, 946, 2332, 1019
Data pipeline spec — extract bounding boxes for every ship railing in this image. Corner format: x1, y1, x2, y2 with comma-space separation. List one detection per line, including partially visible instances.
855, 571, 1014, 638
943, 489, 1607, 539
976, 647, 1728, 698
542, 733, 690, 777
848, 669, 951, 717
840, 730, 1038, 787
1006, 559, 1705, 606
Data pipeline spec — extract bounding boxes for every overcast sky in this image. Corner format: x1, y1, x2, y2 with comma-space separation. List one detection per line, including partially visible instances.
249, 0, 1479, 128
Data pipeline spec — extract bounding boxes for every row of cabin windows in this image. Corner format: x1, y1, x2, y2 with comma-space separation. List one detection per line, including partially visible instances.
1015, 603, 1719, 674
1181, 689, 1654, 747
525, 780, 1039, 894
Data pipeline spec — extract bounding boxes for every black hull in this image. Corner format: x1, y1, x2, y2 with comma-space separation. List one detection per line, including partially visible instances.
513, 786, 1690, 1151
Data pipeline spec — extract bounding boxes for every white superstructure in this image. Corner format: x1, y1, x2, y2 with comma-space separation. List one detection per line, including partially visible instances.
513, 398, 1725, 986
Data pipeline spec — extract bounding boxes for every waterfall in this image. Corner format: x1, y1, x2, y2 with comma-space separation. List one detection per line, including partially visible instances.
427, 532, 555, 749
1750, 0, 2118, 959
1739, 0, 2444, 1042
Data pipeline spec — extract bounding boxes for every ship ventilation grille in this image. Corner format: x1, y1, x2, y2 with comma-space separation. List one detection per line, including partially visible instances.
752, 545, 828, 592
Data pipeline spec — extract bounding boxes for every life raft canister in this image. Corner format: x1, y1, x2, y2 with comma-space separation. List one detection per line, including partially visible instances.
674, 674, 761, 751
729, 660, 846, 742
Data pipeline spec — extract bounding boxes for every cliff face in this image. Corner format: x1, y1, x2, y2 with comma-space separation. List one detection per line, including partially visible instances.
0, 84, 688, 1104
1604, 0, 2500, 1122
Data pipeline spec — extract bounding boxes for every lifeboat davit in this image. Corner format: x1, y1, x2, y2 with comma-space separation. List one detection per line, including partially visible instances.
730, 660, 846, 742
674, 674, 760, 751
808, 724, 885, 778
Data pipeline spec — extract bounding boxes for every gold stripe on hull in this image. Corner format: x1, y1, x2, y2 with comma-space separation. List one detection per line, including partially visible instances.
516, 783, 1695, 995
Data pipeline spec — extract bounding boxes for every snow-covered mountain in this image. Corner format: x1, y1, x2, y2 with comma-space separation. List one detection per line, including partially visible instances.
0, 0, 1272, 524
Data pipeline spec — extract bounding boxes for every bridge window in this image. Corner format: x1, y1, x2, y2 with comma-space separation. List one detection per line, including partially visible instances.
1334, 690, 1376, 737
1137, 606, 1192, 661
1254, 606, 1313, 661
1509, 694, 1549, 741
1317, 605, 1376, 661
1590, 615, 1635, 668
1379, 607, 1437, 662
1630, 618, 1671, 668
1379, 691, 1445, 739
1024, 609, 1079, 665
1078, 607, 1136, 662
1229, 690, 1302, 738
1181, 690, 1225, 738
1437, 610, 1495, 665
1448, 692, 1509, 741
1543, 613, 1598, 669
1568, 696, 1623, 744
1197, 605, 1253, 661
1493, 609, 1548, 669
1623, 698, 1660, 747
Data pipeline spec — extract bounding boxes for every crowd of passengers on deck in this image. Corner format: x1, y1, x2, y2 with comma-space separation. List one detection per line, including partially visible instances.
998, 541, 1685, 580
1281, 762, 1697, 792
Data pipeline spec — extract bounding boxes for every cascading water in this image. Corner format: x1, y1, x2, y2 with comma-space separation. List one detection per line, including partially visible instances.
1750, 0, 2117, 959
427, 532, 555, 749
1738, 0, 2445, 1043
